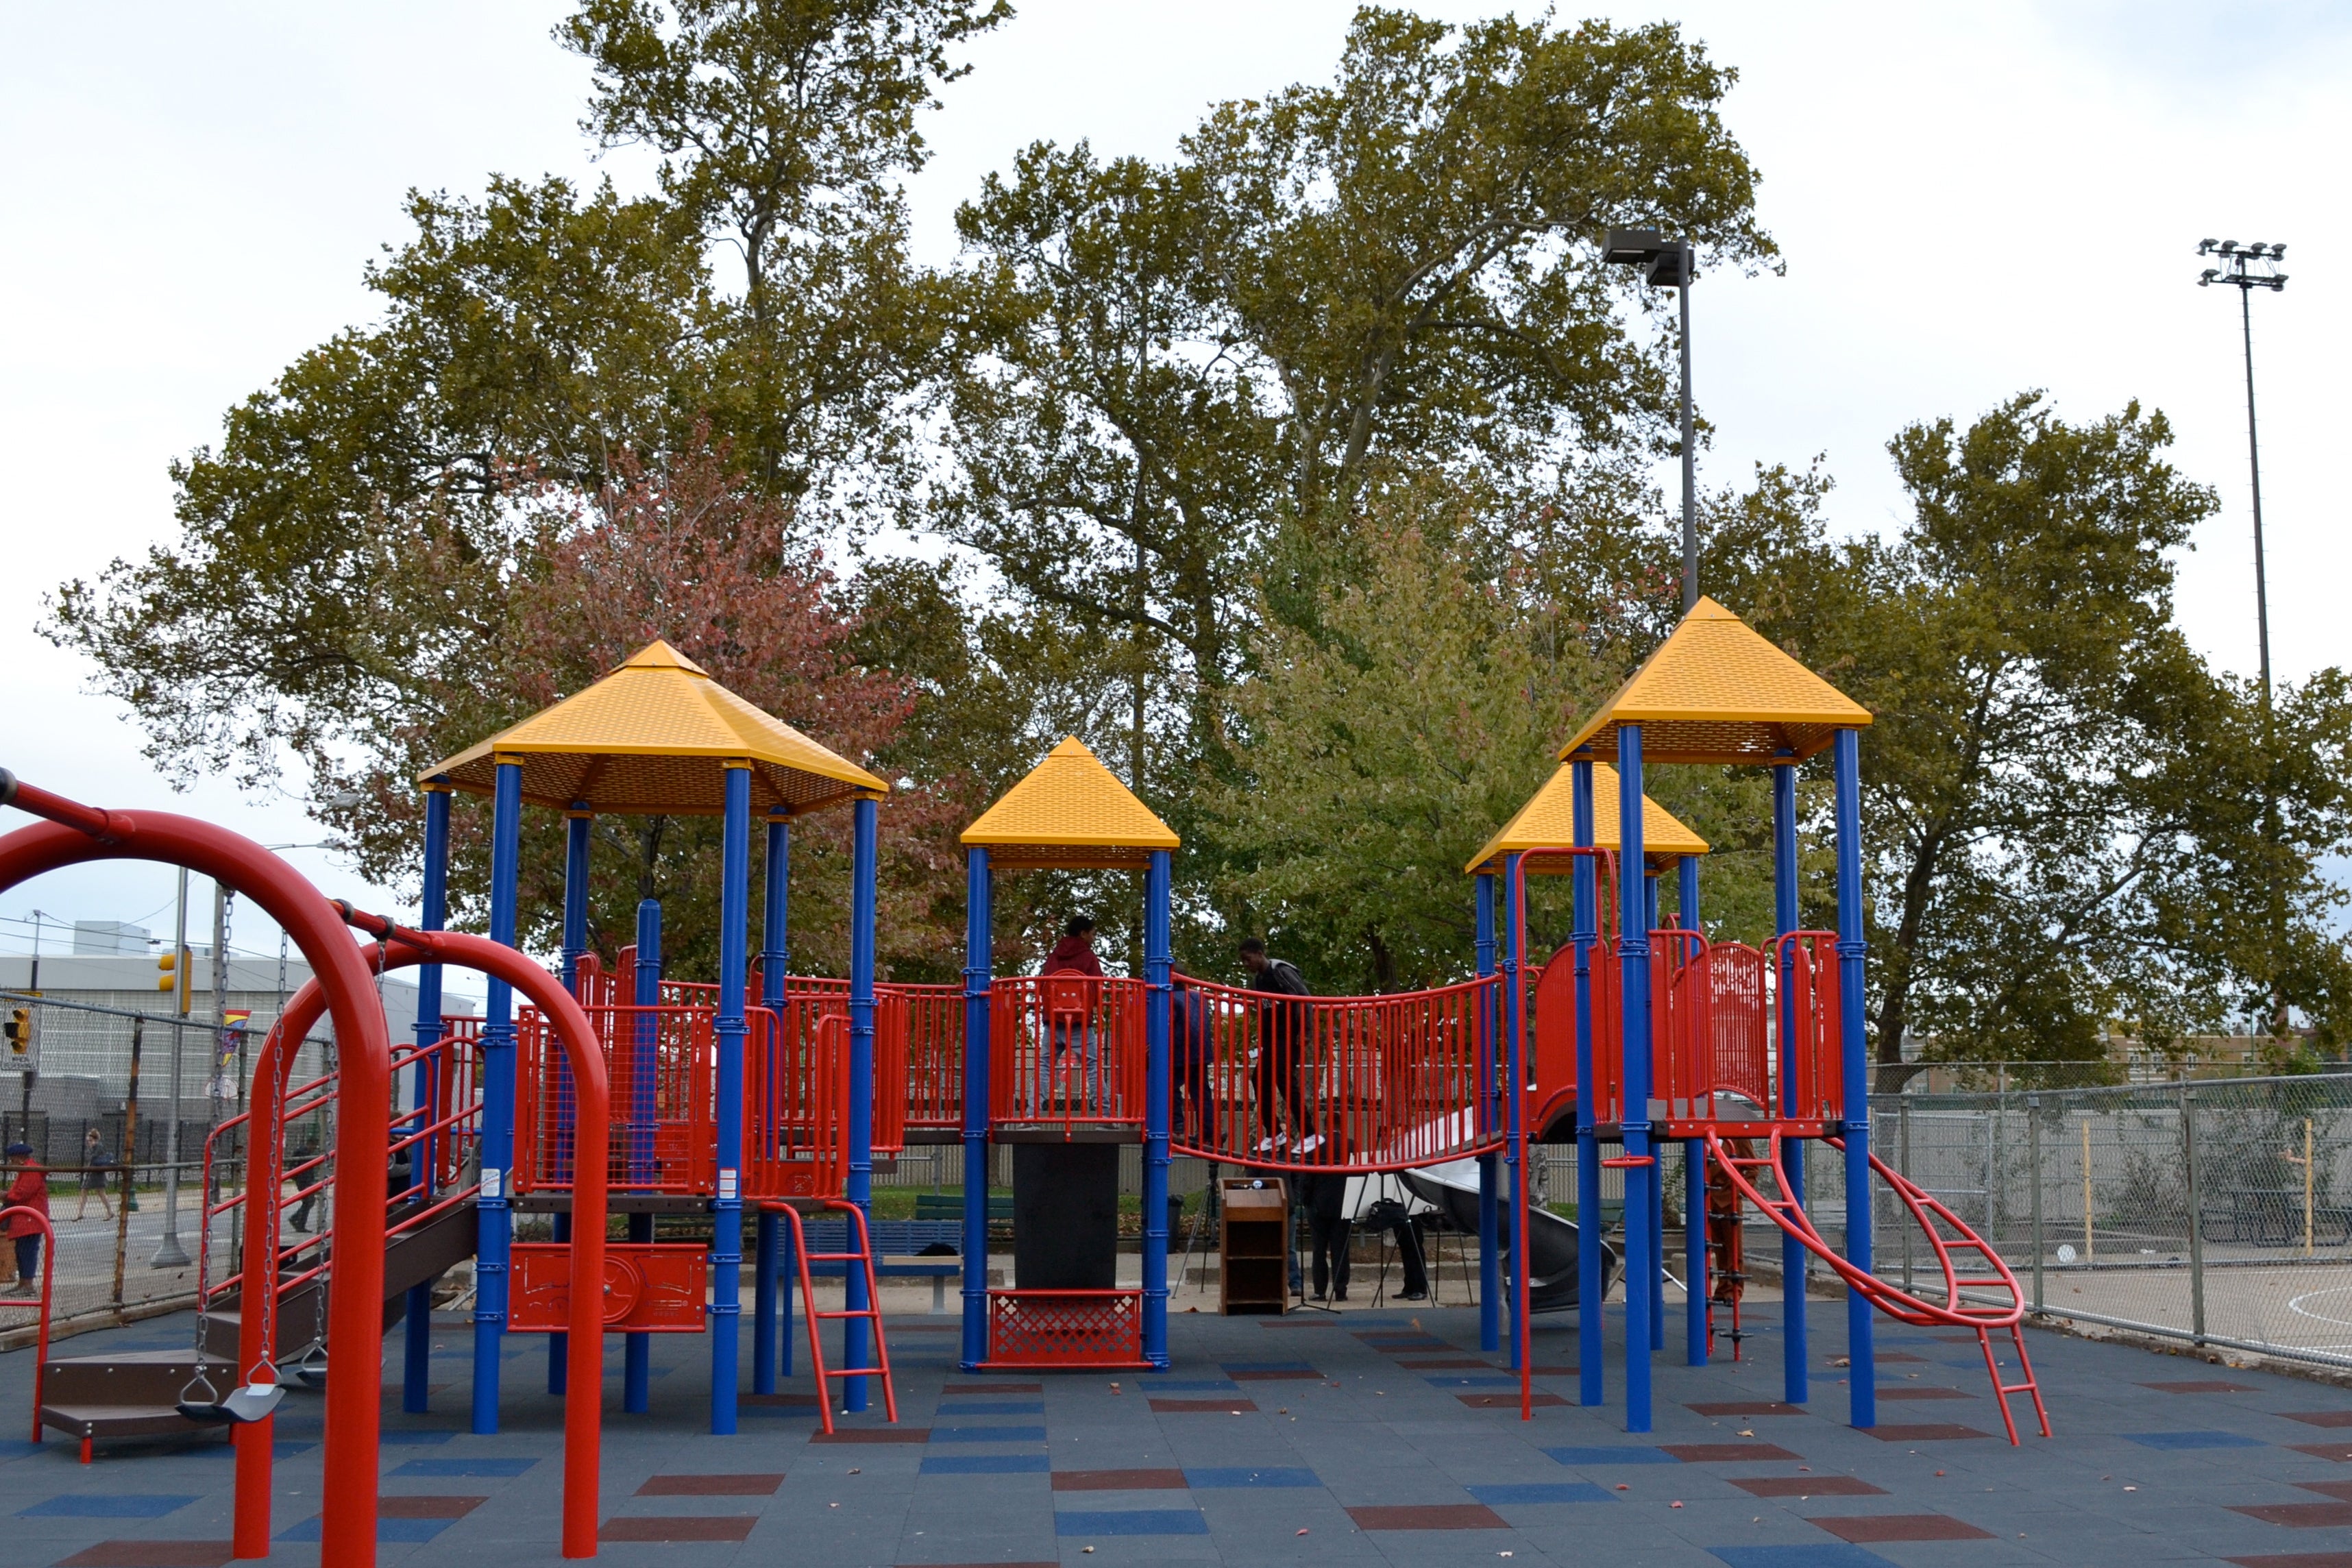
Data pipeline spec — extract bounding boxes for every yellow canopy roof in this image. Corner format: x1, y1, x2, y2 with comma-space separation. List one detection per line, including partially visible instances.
1466, 762, 1708, 876
960, 737, 1179, 870
420, 640, 886, 817
1559, 596, 1871, 766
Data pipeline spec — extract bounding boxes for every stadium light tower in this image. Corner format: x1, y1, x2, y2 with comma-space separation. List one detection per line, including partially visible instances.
1605, 230, 1698, 613
2196, 238, 2289, 709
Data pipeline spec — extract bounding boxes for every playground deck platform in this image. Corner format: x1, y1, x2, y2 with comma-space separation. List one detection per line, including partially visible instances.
1, 1303, 2348, 1567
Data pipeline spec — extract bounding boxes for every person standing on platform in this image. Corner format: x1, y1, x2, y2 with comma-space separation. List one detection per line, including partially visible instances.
1042, 916, 1105, 1102
3, 1143, 47, 1295
1240, 938, 1318, 1155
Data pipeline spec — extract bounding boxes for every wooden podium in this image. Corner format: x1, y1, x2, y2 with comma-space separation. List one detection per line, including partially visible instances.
1219, 1177, 1289, 1316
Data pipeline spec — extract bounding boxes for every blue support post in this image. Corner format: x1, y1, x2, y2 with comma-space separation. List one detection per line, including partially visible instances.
1474, 874, 1500, 1356
472, 758, 524, 1435
1833, 728, 1876, 1429
1646, 866, 1665, 1358
1571, 761, 1602, 1408
754, 812, 789, 1395
1685, 1136, 1707, 1364
844, 796, 879, 1412
549, 807, 591, 1399
1502, 853, 1524, 1371
624, 901, 660, 1414
709, 764, 752, 1434
960, 848, 993, 1372
405, 784, 450, 1414
1645, 872, 1660, 938
1678, 855, 1700, 935
1143, 849, 1173, 1368
1617, 729, 1653, 1432
1774, 756, 1809, 1406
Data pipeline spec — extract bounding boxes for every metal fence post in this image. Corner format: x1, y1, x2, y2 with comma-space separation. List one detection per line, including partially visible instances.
2027, 1094, 2044, 1314
2183, 1082, 2205, 1345
1899, 1097, 1914, 1293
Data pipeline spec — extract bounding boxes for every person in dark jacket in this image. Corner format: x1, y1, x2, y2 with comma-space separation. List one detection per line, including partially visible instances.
1296, 1171, 1351, 1302
1171, 984, 1215, 1145
1241, 938, 1319, 1156
1042, 916, 1105, 1102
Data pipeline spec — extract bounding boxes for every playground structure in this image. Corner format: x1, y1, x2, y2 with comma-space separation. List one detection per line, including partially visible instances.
0, 596, 2063, 1564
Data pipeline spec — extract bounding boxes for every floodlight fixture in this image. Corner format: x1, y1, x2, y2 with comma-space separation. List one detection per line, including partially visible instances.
2192, 234, 2296, 709
1602, 228, 1699, 609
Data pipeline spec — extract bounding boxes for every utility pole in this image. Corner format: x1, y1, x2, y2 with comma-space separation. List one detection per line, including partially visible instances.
2197, 238, 2291, 1036
21, 911, 44, 1129
151, 870, 192, 1268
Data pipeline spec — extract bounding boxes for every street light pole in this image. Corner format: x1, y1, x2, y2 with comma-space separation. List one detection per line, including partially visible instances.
1605, 230, 1699, 613
151, 869, 191, 1267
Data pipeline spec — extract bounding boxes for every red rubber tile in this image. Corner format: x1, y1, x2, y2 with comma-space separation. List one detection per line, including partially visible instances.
1231, 1369, 1322, 1380
2283, 1411, 2352, 1428
1457, 1393, 1567, 1409
2144, 1380, 2258, 1394
1661, 1443, 1802, 1462
600, 1517, 757, 1542
1051, 1469, 1186, 1491
2288, 1443, 2352, 1462
1813, 1513, 1994, 1542
2233, 1502, 2352, 1528
2299, 1481, 2352, 1501
1150, 1397, 1257, 1413
1861, 1423, 1990, 1441
378, 1495, 487, 1518
2223, 1554, 2352, 1567
1687, 1402, 1806, 1416
636, 1473, 785, 1496
1346, 1504, 1508, 1530
1875, 1352, 1928, 1364
812, 1428, 929, 1443
1729, 1476, 1886, 1497
55, 1548, 234, 1568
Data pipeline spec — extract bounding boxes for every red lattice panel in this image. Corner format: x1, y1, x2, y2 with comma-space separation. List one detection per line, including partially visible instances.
986, 1289, 1147, 1368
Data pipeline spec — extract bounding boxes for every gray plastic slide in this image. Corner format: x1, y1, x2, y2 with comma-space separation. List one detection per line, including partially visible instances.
1397, 1155, 1621, 1312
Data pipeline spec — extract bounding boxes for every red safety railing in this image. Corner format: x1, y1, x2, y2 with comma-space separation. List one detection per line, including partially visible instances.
989, 975, 1147, 1135
1775, 931, 1843, 1125
1168, 974, 1501, 1171
746, 999, 846, 1201
1708, 942, 1772, 1111
898, 981, 964, 1136
518, 1003, 716, 1195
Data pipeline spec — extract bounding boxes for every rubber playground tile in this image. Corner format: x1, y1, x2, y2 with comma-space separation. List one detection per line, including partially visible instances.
1184, 1467, 1319, 1488
636, 1474, 785, 1496
2123, 1430, 2269, 1450
1345, 1503, 1507, 1530
275, 1516, 461, 1543
1465, 1483, 1615, 1505
1687, 1402, 1806, 1417
1148, 1398, 1256, 1414
52, 1547, 232, 1568
1399, 1359, 1493, 1370
920, 1455, 1051, 1475
1428, 1375, 1519, 1388
2143, 1380, 2259, 1393
1708, 1549, 1899, 1568
1809, 1513, 1995, 1543
1228, 1369, 1321, 1380
378, 1497, 487, 1518
1219, 1361, 1315, 1374
930, 1425, 1046, 1443
387, 1457, 539, 1476
743, 1392, 819, 1407
943, 1382, 1041, 1394
374, 1428, 458, 1443
1543, 1446, 1681, 1466
1144, 1380, 1242, 1392
1858, 1424, 1989, 1443
1873, 1353, 1928, 1364
1874, 1386, 1972, 1400
598, 1517, 758, 1542
1660, 1443, 1802, 1462
1051, 1469, 1186, 1491
2233, 1502, 2352, 1528
935, 1401, 1045, 1415
1052, 1510, 1208, 1536
18, 1497, 198, 1519
2288, 1443, 2352, 1462
2223, 1556, 2352, 1568
2298, 1481, 2352, 1501
813, 1428, 929, 1444
1456, 1392, 1567, 1409
2281, 1410, 2352, 1428
1728, 1475, 1885, 1497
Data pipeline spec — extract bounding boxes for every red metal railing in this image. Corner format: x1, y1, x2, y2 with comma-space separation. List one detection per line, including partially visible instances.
989, 975, 1147, 1134
1168, 974, 1500, 1171
1775, 931, 1843, 1125
746, 999, 845, 1201
518, 1004, 717, 1195
898, 982, 964, 1136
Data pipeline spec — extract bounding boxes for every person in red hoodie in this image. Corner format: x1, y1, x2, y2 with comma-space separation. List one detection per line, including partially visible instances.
3, 1142, 48, 1296
1041, 917, 1104, 1103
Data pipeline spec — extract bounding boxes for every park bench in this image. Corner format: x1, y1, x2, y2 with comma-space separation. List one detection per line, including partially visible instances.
786, 1218, 966, 1312
914, 1192, 1012, 1224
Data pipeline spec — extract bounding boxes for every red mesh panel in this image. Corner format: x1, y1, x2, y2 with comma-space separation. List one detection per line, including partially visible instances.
987, 1290, 1146, 1367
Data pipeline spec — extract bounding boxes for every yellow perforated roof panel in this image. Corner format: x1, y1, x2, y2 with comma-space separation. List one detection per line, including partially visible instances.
960, 737, 1179, 870
421, 639, 886, 817
1465, 762, 1708, 876
1558, 596, 1872, 765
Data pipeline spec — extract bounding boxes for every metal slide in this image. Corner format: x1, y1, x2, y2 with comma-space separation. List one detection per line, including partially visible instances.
1398, 1155, 1621, 1311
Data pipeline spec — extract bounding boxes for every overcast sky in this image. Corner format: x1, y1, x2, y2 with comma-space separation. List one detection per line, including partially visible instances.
2, 1, 2346, 962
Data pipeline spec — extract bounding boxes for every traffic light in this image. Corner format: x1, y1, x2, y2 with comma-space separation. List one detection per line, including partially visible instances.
157, 950, 177, 991
1, 1009, 25, 1055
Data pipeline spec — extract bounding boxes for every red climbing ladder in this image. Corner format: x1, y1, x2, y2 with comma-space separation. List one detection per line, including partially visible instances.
771, 1200, 899, 1435
1704, 1129, 2052, 1445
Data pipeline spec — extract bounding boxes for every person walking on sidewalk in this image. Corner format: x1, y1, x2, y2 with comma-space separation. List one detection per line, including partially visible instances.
73, 1127, 113, 1221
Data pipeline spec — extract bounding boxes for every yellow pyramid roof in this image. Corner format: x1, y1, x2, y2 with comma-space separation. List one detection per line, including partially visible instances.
1559, 596, 1870, 765
421, 640, 886, 817
960, 737, 1179, 870
1466, 762, 1708, 876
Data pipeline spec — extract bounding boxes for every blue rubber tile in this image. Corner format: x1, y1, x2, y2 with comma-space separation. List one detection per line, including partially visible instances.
1543, 1446, 1680, 1466
2122, 1430, 2268, 1449
936, 1401, 1046, 1415
1148, 1380, 1242, 1391
1185, 1467, 1320, 1489
1710, 1549, 1895, 1568
19, 1495, 199, 1519
0, 1442, 42, 1460
744, 1404, 819, 1418
921, 1454, 1052, 1475
1469, 1483, 1616, 1505
1055, 1509, 1210, 1536
1220, 1362, 1316, 1373
376, 1430, 459, 1445
931, 1425, 1047, 1443
389, 1457, 541, 1477
278, 1517, 456, 1542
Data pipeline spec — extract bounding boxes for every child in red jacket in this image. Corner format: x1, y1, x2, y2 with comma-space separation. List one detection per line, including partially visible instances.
3, 1143, 48, 1295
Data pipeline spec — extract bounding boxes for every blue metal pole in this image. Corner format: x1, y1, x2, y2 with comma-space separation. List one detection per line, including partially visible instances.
405, 784, 450, 1414
623, 901, 660, 1414
709, 764, 752, 1435
1774, 756, 1808, 1407
1644, 872, 1660, 938
1617, 729, 1653, 1433
1685, 1136, 1706, 1364
472, 759, 523, 1435
548, 807, 591, 1399
1833, 728, 1876, 1429
1678, 855, 1700, 935
844, 796, 879, 1412
1143, 849, 1173, 1368
1571, 763, 1602, 1408
1474, 874, 1499, 1356
754, 812, 789, 1395
1644, 870, 1663, 1356
960, 848, 992, 1372
1502, 852, 1523, 1371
